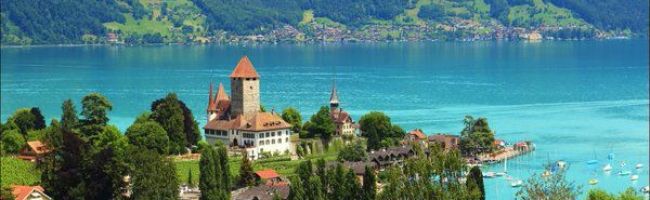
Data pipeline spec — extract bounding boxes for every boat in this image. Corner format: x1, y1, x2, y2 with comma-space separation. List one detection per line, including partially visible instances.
541, 170, 552, 178
588, 178, 599, 185
641, 186, 649, 194
510, 179, 523, 187
483, 172, 496, 178
603, 164, 613, 172
495, 172, 507, 177
556, 160, 567, 170
635, 163, 643, 169
618, 171, 632, 176
587, 159, 599, 165
630, 175, 639, 181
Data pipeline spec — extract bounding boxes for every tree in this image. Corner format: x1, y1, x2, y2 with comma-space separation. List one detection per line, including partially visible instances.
61, 99, 79, 131
460, 116, 496, 156
12, 109, 35, 140
41, 130, 88, 199
307, 176, 325, 200
467, 166, 485, 200
315, 159, 328, 195
1, 129, 25, 153
130, 148, 180, 200
586, 188, 645, 200
84, 146, 128, 199
344, 169, 361, 199
151, 93, 186, 154
199, 147, 221, 200
216, 144, 231, 190
238, 151, 256, 187
30, 107, 46, 130
81, 93, 113, 126
125, 121, 170, 154
296, 160, 313, 186
306, 106, 335, 147
337, 141, 367, 161
282, 107, 302, 134
359, 111, 404, 150
362, 165, 377, 200
516, 164, 581, 200
288, 176, 306, 200
93, 125, 128, 154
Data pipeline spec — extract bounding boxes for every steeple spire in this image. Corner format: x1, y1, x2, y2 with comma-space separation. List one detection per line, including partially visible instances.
329, 81, 339, 110
214, 82, 229, 102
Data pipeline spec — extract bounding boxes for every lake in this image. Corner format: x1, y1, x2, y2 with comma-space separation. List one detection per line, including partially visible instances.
1, 40, 648, 199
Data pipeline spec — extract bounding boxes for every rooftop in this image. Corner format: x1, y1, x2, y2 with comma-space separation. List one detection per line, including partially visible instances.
230, 56, 260, 78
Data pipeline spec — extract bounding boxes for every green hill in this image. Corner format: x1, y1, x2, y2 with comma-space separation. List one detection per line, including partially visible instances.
1, 0, 647, 45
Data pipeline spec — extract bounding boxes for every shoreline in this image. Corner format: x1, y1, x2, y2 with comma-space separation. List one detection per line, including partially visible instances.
0, 37, 642, 49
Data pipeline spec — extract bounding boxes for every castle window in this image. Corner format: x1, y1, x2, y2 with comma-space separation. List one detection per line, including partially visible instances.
250, 86, 253, 89
272, 132, 275, 137
266, 132, 270, 137
286, 138, 289, 143
272, 140, 275, 144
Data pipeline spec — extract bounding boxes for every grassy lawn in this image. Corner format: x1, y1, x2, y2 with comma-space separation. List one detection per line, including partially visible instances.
104, 14, 173, 36
1, 156, 41, 187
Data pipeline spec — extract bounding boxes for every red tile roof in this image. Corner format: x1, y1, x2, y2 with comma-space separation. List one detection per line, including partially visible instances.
230, 56, 259, 78
408, 129, 426, 140
214, 82, 229, 102
26, 141, 49, 155
255, 169, 280, 179
330, 109, 352, 124
12, 185, 47, 200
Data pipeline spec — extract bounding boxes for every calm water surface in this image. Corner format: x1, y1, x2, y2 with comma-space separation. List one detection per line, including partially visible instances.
2, 41, 648, 199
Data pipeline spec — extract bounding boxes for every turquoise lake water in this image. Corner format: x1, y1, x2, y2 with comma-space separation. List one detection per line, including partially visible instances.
1, 41, 648, 199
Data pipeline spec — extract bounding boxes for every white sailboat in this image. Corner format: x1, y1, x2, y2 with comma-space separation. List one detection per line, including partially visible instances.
630, 174, 639, 181
603, 164, 613, 172
510, 179, 523, 187
635, 163, 643, 169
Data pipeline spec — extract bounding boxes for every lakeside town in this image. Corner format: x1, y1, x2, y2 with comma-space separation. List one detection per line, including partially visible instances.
1, 56, 647, 200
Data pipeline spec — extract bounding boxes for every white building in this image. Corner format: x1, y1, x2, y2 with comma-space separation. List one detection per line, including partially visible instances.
204, 56, 292, 159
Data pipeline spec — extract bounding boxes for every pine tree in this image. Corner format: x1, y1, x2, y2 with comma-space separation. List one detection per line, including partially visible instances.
315, 159, 328, 195
238, 151, 256, 187
199, 147, 220, 200
296, 160, 313, 185
362, 165, 377, 200
288, 176, 305, 200
467, 166, 485, 200
345, 169, 361, 199
61, 99, 79, 131
216, 144, 231, 190
307, 176, 325, 200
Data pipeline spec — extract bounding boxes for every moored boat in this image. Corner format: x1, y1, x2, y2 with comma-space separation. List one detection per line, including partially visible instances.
603, 164, 613, 172
630, 175, 639, 181
510, 179, 523, 187
588, 178, 599, 185
618, 171, 632, 176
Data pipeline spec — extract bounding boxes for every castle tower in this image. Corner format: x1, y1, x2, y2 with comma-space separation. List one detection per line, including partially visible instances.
230, 56, 260, 117
329, 82, 339, 111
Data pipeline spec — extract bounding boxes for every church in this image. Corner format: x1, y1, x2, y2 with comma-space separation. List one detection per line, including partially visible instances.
328, 83, 357, 136
204, 56, 292, 159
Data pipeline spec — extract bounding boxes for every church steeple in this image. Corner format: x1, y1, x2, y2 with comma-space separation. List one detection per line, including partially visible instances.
329, 81, 339, 110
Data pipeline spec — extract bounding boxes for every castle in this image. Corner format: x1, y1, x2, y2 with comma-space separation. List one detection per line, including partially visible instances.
204, 56, 291, 159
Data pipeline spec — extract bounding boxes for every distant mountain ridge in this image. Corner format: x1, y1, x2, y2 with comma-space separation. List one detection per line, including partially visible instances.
1, 0, 647, 45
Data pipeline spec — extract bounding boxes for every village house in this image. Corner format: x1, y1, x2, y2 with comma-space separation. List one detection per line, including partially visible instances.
204, 56, 292, 160
428, 134, 460, 151
11, 185, 51, 200
232, 182, 289, 200
18, 140, 50, 162
404, 129, 427, 147
328, 83, 357, 136
254, 169, 284, 186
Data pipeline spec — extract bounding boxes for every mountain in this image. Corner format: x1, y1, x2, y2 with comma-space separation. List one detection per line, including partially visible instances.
1, 0, 647, 45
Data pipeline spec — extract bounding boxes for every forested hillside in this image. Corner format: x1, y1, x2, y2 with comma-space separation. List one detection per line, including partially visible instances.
0, 0, 647, 45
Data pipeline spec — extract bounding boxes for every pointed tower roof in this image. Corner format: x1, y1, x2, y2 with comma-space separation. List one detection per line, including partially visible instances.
329, 82, 339, 105
214, 82, 229, 102
229, 56, 260, 78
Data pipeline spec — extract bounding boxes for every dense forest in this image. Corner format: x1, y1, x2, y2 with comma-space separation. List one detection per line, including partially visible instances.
0, 0, 647, 44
